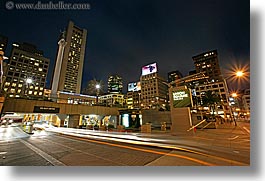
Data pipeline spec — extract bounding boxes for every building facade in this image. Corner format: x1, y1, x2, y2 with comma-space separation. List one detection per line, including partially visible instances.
242, 88, 250, 113
167, 70, 183, 83
140, 72, 168, 109
127, 91, 141, 109
53, 21, 87, 94
107, 74, 123, 94
99, 93, 125, 107
192, 50, 222, 82
3, 42, 50, 98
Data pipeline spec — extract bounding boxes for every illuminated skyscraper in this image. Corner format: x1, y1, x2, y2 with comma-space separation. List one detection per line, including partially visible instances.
107, 74, 123, 94
53, 21, 87, 94
140, 63, 168, 109
3, 42, 50, 98
192, 50, 222, 82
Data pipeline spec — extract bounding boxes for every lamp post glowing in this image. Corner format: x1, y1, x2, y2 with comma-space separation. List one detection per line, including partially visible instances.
26, 78, 33, 84
25, 78, 33, 98
235, 71, 244, 77
223, 70, 245, 126
95, 84, 100, 104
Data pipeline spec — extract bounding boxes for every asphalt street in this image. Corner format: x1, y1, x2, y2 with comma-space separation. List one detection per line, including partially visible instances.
0, 122, 250, 166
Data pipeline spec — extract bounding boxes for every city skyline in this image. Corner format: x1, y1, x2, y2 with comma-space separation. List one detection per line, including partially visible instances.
0, 0, 250, 93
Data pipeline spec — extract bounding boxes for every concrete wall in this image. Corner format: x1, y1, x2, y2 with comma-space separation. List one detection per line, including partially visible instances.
3, 98, 121, 116
142, 110, 171, 128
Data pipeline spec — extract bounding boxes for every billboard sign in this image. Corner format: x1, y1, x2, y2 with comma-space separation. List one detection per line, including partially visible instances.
142, 63, 157, 76
172, 88, 192, 108
33, 106, 60, 113
128, 82, 141, 92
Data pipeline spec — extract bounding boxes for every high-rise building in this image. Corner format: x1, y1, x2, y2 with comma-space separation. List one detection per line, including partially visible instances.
107, 74, 123, 94
167, 70, 183, 83
0, 34, 8, 52
3, 42, 50, 98
140, 63, 168, 109
127, 82, 141, 109
53, 21, 87, 94
192, 50, 222, 82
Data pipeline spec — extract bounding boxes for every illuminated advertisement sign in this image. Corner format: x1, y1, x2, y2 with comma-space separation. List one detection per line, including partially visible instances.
142, 63, 157, 76
128, 82, 141, 92
172, 88, 192, 108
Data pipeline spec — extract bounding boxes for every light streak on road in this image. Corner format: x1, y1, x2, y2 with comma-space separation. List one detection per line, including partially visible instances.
46, 127, 248, 166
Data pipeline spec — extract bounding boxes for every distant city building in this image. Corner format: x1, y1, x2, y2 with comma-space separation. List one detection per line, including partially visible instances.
140, 63, 168, 109
167, 70, 183, 83
127, 82, 141, 109
3, 42, 50, 98
52, 21, 87, 94
107, 74, 123, 94
192, 50, 222, 82
194, 81, 230, 117
189, 70, 197, 75
0, 34, 8, 52
99, 93, 125, 107
44, 89, 96, 105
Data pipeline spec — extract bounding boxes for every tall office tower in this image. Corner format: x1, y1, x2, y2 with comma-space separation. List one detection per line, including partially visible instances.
53, 21, 87, 94
3, 42, 50, 98
192, 50, 222, 82
140, 63, 168, 109
167, 70, 183, 83
107, 74, 123, 94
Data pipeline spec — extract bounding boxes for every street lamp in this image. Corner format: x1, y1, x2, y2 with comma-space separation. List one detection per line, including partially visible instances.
236, 71, 244, 77
95, 84, 100, 104
223, 70, 245, 126
24, 77, 33, 98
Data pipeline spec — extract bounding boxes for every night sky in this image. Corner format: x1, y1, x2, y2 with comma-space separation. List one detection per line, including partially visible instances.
0, 0, 250, 93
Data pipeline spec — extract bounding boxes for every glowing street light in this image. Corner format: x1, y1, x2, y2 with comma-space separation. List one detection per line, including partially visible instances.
26, 78, 33, 84
24, 77, 34, 98
223, 69, 246, 126
235, 71, 244, 77
95, 84, 100, 89
231, 92, 238, 98
95, 84, 100, 104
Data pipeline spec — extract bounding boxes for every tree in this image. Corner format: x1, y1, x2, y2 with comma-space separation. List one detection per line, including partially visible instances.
82, 79, 104, 96
202, 91, 221, 117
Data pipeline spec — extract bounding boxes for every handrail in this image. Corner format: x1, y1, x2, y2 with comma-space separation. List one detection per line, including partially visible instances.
187, 119, 206, 132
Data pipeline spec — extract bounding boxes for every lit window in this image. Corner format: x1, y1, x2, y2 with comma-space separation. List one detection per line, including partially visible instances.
5, 82, 10, 86
38, 68, 43, 71
12, 83, 17, 87
10, 88, 15, 93
29, 91, 33, 94
40, 87, 43, 90
34, 91, 38, 95
34, 62, 39, 66
17, 89, 21, 93
18, 84, 22, 88
39, 92, 43, 96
